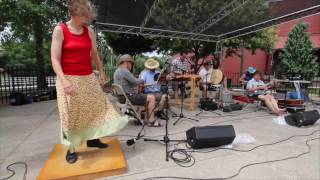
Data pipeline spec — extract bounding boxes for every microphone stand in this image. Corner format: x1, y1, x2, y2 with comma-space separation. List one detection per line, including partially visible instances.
143, 80, 184, 161
128, 59, 184, 161
173, 68, 199, 125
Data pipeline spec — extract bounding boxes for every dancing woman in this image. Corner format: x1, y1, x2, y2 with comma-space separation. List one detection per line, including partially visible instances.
51, 0, 128, 164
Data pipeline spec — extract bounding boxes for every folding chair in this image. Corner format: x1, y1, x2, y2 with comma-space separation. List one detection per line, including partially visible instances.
231, 88, 268, 112
111, 84, 145, 124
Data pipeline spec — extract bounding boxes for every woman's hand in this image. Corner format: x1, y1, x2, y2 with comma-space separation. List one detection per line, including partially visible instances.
99, 73, 107, 86
62, 79, 76, 96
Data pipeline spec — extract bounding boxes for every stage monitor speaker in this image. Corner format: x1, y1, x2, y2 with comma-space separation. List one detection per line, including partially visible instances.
186, 125, 236, 149
285, 110, 320, 127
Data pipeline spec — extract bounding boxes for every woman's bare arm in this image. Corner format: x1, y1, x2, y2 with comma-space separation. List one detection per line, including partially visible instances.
51, 25, 75, 96
51, 26, 66, 81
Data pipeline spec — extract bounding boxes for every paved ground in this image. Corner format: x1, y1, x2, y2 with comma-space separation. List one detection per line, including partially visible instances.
0, 99, 320, 180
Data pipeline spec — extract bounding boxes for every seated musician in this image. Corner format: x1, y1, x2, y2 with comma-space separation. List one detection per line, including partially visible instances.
139, 58, 167, 120
170, 52, 191, 98
198, 59, 213, 99
240, 66, 256, 88
247, 71, 286, 116
113, 54, 161, 127
198, 59, 228, 99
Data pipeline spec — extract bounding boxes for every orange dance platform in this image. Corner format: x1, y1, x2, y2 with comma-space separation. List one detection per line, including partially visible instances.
37, 138, 127, 180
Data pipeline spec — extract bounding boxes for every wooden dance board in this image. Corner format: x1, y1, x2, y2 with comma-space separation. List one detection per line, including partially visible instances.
37, 138, 127, 180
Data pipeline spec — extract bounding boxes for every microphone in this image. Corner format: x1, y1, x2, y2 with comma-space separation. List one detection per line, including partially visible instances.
126, 129, 144, 146
126, 138, 136, 146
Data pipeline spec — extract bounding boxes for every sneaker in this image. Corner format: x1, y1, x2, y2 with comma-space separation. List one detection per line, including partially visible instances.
87, 139, 108, 148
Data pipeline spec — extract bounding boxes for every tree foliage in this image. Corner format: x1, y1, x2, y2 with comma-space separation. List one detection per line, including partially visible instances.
104, 33, 155, 56
223, 27, 278, 56
0, 0, 67, 88
278, 22, 318, 80
148, 0, 277, 73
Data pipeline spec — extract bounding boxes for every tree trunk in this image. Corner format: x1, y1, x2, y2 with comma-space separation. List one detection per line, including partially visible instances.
193, 43, 200, 74
265, 53, 270, 75
239, 42, 245, 75
34, 21, 47, 90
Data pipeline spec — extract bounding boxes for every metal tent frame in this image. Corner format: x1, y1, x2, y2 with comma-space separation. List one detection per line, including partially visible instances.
94, 0, 320, 42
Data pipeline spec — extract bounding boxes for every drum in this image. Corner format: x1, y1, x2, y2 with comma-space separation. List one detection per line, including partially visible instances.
211, 69, 223, 85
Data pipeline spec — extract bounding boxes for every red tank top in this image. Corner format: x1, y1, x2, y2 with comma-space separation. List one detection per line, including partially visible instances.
60, 23, 93, 76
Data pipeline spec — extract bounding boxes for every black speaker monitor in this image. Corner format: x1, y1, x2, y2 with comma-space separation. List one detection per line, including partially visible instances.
285, 110, 320, 127
186, 125, 236, 149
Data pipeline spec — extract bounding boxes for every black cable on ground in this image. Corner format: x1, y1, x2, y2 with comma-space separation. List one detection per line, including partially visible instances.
194, 109, 256, 119
0, 162, 28, 180
168, 148, 195, 168
188, 130, 320, 154
115, 113, 272, 140
142, 129, 320, 180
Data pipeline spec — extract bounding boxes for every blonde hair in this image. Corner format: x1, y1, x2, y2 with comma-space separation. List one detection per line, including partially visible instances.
67, 0, 97, 19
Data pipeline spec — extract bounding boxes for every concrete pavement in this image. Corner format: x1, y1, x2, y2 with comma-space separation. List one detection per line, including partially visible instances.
0, 99, 319, 180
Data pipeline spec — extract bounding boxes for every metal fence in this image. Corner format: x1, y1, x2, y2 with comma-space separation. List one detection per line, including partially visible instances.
309, 80, 320, 98
1, 68, 319, 104
0, 68, 117, 104
0, 68, 56, 104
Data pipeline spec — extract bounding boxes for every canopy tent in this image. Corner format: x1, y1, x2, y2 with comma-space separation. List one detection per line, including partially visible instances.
93, 0, 320, 42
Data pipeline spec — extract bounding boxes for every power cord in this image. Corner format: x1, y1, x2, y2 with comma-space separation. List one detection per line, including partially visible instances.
188, 130, 320, 154
115, 113, 272, 140
0, 162, 28, 180
143, 130, 320, 180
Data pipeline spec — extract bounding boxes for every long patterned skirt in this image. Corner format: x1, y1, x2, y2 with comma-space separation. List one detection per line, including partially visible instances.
56, 73, 128, 149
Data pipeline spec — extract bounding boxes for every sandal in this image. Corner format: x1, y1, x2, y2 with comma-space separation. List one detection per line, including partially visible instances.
147, 120, 162, 127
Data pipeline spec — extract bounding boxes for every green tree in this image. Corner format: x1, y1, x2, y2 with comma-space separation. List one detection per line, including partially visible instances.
0, 0, 67, 88
0, 47, 9, 68
150, 0, 276, 73
104, 33, 155, 56
223, 27, 278, 74
278, 22, 318, 80
1, 41, 36, 69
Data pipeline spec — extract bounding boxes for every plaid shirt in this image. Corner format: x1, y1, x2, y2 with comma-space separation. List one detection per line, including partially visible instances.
171, 58, 190, 77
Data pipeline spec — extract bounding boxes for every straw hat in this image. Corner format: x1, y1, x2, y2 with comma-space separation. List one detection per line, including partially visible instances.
144, 58, 159, 69
117, 54, 134, 65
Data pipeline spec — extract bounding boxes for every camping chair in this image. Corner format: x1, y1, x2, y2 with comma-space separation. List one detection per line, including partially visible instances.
111, 84, 145, 125
231, 88, 268, 112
